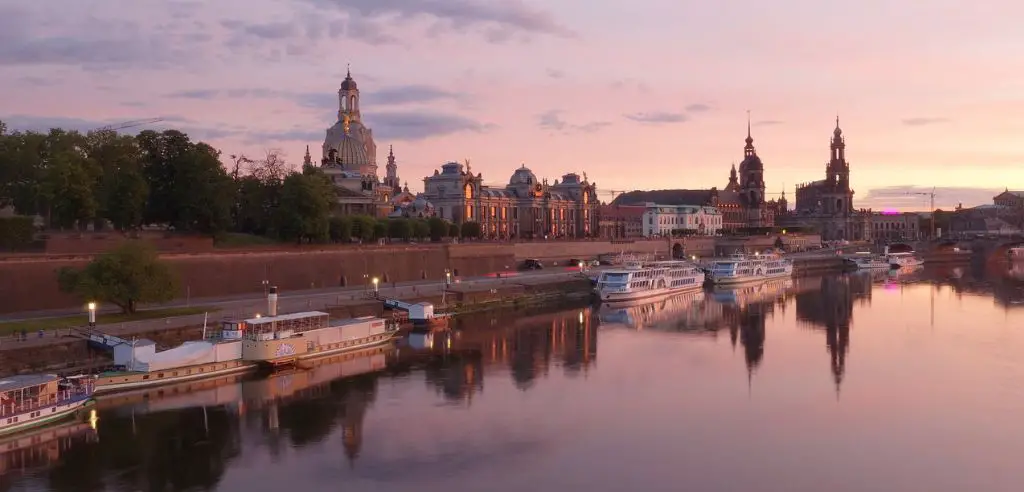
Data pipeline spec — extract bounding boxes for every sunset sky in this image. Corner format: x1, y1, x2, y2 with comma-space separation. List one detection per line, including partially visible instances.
3, 0, 1021, 211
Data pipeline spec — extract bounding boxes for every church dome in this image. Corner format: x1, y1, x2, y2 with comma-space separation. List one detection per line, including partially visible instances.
334, 134, 369, 171
509, 165, 537, 185
741, 154, 763, 171
341, 71, 357, 91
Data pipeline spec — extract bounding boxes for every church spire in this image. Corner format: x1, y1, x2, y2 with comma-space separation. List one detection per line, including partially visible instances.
743, 110, 756, 157
303, 145, 311, 167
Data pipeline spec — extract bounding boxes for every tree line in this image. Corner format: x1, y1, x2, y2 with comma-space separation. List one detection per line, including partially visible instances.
0, 121, 482, 247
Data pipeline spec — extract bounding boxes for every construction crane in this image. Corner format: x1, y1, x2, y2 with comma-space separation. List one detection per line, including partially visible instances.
93, 118, 165, 132
882, 187, 937, 238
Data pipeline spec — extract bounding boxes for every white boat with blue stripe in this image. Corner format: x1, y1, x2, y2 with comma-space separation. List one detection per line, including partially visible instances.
707, 252, 793, 285
596, 259, 706, 302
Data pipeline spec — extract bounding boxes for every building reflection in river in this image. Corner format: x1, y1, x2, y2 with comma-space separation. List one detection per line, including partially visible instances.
11, 271, 1024, 492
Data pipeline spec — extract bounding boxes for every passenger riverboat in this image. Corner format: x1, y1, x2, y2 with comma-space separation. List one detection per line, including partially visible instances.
596, 259, 705, 302
239, 311, 399, 367
849, 252, 891, 270
0, 375, 94, 436
887, 252, 924, 268
707, 253, 794, 285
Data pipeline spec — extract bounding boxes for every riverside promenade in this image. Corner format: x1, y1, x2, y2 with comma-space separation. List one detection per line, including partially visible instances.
0, 268, 593, 352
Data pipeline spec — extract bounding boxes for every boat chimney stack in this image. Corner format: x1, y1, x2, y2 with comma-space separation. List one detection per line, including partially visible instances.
883, 245, 890, 256
268, 286, 278, 316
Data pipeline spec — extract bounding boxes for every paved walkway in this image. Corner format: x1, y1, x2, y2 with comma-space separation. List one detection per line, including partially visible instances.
0, 269, 594, 352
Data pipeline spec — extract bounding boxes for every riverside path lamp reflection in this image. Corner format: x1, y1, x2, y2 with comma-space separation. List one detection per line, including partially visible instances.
87, 302, 97, 328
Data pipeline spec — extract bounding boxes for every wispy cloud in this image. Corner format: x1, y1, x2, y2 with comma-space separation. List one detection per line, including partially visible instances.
860, 185, 1001, 211
302, 0, 575, 41
754, 120, 783, 126
685, 103, 712, 112
902, 117, 948, 126
367, 111, 495, 140
624, 112, 688, 124
165, 84, 465, 108
538, 110, 610, 134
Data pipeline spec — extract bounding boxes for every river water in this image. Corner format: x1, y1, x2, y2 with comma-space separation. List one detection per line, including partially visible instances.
3, 264, 1023, 492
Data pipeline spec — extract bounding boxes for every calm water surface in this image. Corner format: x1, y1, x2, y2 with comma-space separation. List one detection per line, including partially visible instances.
3, 265, 1024, 492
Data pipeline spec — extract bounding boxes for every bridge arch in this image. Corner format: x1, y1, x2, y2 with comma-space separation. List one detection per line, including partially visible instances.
887, 243, 915, 253
672, 242, 684, 259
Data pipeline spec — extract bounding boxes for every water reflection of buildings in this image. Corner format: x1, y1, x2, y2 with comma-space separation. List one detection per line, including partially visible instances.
38, 347, 392, 491
922, 262, 1024, 309
795, 274, 873, 396
0, 421, 97, 482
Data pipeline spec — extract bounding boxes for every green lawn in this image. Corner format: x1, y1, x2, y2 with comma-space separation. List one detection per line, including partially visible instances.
0, 306, 217, 335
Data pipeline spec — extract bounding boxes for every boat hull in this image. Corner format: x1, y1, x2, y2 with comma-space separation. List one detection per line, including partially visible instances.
94, 359, 255, 394
256, 332, 399, 367
599, 282, 703, 303
710, 270, 793, 285
0, 396, 94, 437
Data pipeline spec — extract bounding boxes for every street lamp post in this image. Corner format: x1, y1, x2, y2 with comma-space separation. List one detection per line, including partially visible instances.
372, 277, 379, 297
87, 302, 96, 328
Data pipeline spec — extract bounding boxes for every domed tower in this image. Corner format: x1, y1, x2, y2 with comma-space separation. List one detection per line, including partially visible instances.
827, 116, 850, 190
323, 65, 378, 176
338, 65, 360, 123
738, 113, 766, 206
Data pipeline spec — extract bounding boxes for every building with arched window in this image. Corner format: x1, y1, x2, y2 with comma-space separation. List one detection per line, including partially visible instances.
306, 68, 402, 217
422, 162, 599, 239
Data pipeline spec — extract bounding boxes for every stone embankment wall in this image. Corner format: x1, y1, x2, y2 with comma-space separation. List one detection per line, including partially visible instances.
0, 235, 821, 314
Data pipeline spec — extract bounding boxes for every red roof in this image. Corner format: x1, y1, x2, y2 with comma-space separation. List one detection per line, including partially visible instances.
600, 204, 645, 219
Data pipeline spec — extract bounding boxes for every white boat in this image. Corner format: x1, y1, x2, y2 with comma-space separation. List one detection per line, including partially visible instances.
707, 252, 794, 285
887, 252, 924, 268
849, 252, 890, 270
0, 375, 94, 436
596, 259, 705, 302
239, 312, 400, 367
598, 290, 717, 331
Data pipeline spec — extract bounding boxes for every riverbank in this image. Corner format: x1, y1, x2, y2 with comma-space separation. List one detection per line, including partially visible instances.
0, 275, 594, 377
0, 254, 848, 376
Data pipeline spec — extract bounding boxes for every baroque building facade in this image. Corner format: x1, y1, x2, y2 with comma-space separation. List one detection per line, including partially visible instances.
611, 120, 785, 231
782, 119, 871, 241
421, 161, 599, 239
306, 68, 403, 217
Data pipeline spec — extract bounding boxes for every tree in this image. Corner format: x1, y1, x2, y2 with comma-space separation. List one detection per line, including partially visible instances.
247, 149, 291, 184
57, 242, 178, 314
461, 221, 482, 239
448, 222, 460, 238
373, 219, 388, 241
412, 219, 430, 240
427, 217, 447, 242
105, 163, 149, 231
275, 172, 333, 243
137, 130, 234, 233
388, 218, 412, 240
351, 215, 376, 242
774, 236, 785, 250
329, 216, 352, 243
40, 152, 98, 229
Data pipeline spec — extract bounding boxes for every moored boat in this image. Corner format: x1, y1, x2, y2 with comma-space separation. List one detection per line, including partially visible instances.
887, 252, 924, 268
0, 375, 94, 436
1009, 246, 1024, 261
849, 252, 890, 270
596, 259, 705, 302
240, 311, 399, 367
707, 252, 793, 285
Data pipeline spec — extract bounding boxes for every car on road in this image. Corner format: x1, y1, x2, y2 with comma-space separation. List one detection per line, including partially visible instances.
520, 259, 544, 270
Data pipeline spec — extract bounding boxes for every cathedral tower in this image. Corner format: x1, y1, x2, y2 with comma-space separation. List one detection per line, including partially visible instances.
827, 116, 850, 190
738, 113, 766, 207
383, 145, 401, 193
